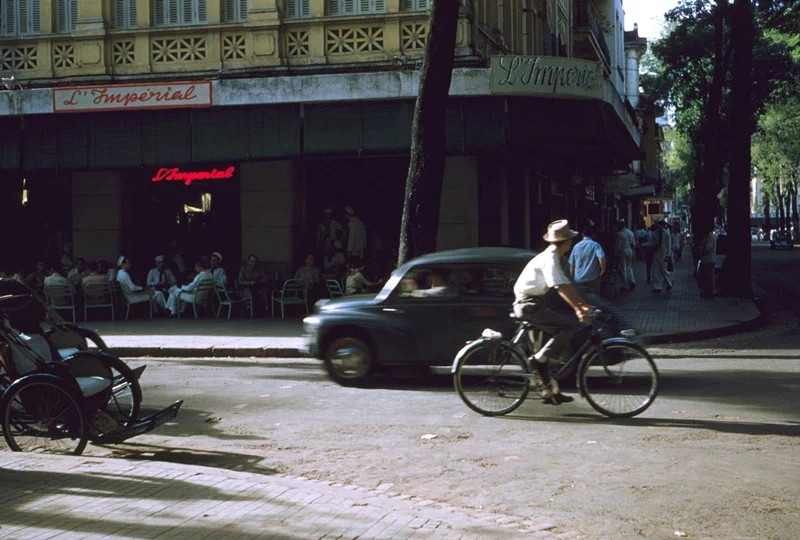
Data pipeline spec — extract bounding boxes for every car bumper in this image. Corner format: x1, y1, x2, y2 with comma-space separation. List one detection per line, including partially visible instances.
302, 317, 323, 358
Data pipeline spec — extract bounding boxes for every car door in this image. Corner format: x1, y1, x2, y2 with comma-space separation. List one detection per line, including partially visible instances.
457, 264, 521, 345
382, 265, 465, 365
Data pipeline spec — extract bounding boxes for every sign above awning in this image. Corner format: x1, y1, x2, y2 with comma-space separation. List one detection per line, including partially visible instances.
54, 81, 212, 113
491, 56, 604, 100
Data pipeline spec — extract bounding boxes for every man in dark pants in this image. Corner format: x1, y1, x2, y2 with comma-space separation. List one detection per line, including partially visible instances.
513, 220, 595, 404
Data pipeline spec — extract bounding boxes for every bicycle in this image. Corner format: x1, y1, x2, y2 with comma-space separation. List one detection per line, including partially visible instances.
451, 310, 659, 418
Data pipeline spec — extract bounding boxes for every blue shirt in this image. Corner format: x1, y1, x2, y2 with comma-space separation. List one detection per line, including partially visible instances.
568, 237, 605, 283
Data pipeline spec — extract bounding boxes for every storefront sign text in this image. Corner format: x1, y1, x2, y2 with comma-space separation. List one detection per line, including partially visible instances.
54, 82, 212, 113
152, 166, 236, 186
491, 56, 604, 100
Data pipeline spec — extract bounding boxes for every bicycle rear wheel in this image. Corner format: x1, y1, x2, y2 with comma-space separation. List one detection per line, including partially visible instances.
3, 376, 89, 455
454, 341, 530, 416
580, 342, 659, 418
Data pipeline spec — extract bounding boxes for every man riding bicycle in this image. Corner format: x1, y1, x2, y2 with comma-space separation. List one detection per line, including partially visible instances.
513, 220, 595, 405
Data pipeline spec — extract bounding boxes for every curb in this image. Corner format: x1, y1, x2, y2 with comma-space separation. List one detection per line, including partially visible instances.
111, 346, 308, 358
640, 310, 766, 345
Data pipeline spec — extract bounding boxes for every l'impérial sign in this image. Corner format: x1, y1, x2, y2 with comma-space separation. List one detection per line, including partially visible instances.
491, 56, 604, 100
152, 166, 236, 186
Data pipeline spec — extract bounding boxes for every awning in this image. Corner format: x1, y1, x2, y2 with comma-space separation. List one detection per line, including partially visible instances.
607, 185, 655, 197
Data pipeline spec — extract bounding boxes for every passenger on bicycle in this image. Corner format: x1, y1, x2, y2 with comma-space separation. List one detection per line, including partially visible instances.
513, 220, 595, 405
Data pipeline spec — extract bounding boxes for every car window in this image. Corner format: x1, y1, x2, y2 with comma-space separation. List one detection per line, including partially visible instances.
397, 267, 459, 299
460, 266, 520, 299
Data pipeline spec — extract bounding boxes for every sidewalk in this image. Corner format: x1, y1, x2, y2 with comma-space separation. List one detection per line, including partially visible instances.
84, 256, 762, 357
0, 452, 574, 539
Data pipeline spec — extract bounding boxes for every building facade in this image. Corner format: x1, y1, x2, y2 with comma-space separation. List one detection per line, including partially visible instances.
0, 0, 645, 275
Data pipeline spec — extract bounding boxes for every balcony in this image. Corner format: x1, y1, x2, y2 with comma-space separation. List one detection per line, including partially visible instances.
0, 4, 474, 83
573, 0, 611, 71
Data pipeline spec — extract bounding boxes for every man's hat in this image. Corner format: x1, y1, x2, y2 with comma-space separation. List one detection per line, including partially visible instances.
323, 206, 332, 215
542, 220, 579, 243
155, 255, 165, 263
117, 255, 126, 267
212, 252, 223, 262
345, 205, 355, 216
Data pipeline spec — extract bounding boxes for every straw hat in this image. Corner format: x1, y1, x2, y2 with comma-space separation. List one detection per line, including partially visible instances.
542, 220, 579, 243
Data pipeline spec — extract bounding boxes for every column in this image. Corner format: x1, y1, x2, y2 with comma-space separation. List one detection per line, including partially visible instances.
240, 161, 299, 265
72, 172, 126, 263
437, 156, 480, 251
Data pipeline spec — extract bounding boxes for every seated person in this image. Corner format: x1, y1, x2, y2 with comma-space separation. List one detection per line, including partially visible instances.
345, 257, 382, 296
147, 255, 178, 294
116, 256, 167, 313
295, 254, 322, 290
67, 258, 90, 290
166, 260, 214, 317
322, 241, 347, 279
210, 252, 227, 287
410, 270, 452, 298
44, 264, 76, 295
238, 254, 268, 315
82, 261, 108, 288
26, 260, 47, 300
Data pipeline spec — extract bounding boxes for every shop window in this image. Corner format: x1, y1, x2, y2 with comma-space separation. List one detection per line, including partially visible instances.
0, 0, 40, 36
397, 267, 458, 299
223, 0, 247, 22
400, 0, 428, 11
460, 267, 519, 299
153, 0, 207, 27
113, 0, 138, 29
55, 0, 76, 33
328, 0, 386, 16
285, 0, 310, 18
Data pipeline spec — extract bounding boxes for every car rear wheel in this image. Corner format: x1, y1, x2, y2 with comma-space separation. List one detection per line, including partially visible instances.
324, 337, 373, 386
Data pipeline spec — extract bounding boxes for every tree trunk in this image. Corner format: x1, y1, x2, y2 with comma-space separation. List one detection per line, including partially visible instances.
693, 1, 728, 239
791, 182, 799, 242
777, 183, 785, 229
397, 0, 460, 266
720, 0, 754, 296
763, 192, 771, 235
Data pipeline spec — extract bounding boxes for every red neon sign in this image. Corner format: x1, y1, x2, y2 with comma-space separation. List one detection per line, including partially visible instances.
152, 166, 236, 186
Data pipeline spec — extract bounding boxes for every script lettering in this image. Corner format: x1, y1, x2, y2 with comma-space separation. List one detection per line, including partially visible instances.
151, 166, 236, 186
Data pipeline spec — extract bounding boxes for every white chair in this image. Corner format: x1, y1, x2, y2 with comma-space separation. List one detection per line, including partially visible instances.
214, 282, 253, 320
120, 286, 153, 321
178, 279, 214, 319
45, 283, 77, 322
326, 279, 345, 298
83, 281, 115, 321
271, 279, 308, 319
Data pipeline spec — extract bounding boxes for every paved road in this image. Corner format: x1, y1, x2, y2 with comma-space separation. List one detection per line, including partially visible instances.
3, 244, 799, 539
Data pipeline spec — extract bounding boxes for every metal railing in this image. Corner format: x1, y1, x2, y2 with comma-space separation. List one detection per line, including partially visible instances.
573, 0, 611, 69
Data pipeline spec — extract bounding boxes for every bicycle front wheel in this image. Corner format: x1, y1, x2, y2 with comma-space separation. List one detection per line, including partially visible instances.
580, 342, 659, 418
454, 341, 530, 416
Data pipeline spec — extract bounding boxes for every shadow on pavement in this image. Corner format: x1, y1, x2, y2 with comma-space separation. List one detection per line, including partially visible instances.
503, 412, 800, 438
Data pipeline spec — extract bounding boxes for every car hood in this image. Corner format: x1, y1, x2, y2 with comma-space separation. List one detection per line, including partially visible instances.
317, 294, 379, 312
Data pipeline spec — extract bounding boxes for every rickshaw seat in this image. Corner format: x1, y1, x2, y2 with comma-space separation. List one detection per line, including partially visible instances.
75, 376, 112, 398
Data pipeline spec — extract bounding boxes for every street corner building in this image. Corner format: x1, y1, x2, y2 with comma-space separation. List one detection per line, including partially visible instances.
0, 0, 665, 271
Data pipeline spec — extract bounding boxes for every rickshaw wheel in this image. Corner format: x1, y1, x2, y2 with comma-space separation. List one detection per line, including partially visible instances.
2, 375, 89, 455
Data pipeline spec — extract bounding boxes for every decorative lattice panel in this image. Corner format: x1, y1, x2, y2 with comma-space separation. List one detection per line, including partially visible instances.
326, 26, 384, 54
113, 40, 135, 66
286, 30, 310, 57
152, 37, 207, 63
222, 35, 246, 60
0, 47, 38, 70
53, 44, 77, 69
401, 22, 427, 51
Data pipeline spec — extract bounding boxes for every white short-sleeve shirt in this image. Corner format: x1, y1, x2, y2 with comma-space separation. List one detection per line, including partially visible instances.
514, 245, 570, 301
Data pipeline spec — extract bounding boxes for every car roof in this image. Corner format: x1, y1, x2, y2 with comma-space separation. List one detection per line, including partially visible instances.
402, 247, 536, 268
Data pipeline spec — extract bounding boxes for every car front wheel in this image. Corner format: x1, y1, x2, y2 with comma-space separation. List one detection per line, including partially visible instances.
324, 336, 373, 386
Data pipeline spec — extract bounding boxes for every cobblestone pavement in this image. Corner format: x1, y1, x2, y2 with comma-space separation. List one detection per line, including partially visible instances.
84, 250, 760, 357
0, 453, 583, 539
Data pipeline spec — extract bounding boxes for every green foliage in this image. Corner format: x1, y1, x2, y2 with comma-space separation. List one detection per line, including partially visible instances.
753, 96, 800, 200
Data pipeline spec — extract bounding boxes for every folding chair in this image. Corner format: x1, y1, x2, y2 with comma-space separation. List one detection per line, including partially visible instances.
83, 281, 115, 321
178, 280, 214, 319
214, 282, 253, 320
271, 279, 308, 319
45, 283, 77, 323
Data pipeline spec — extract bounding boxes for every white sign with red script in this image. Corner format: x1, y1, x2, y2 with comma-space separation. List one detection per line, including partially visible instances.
53, 81, 212, 113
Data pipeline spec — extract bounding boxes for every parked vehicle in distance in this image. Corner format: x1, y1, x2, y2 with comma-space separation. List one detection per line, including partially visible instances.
304, 248, 534, 386
770, 230, 794, 250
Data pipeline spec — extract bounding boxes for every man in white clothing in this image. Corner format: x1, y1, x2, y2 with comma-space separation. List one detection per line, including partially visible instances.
167, 260, 213, 317
316, 207, 345, 258
210, 252, 227, 286
116, 256, 167, 313
146, 255, 178, 295
614, 220, 637, 291
344, 205, 367, 260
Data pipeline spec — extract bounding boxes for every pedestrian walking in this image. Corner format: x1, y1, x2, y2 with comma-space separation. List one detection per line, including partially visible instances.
696, 230, 717, 300
568, 223, 607, 294
614, 219, 637, 291
671, 224, 683, 263
651, 220, 673, 294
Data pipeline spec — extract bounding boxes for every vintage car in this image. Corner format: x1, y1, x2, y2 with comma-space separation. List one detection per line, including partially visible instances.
304, 248, 535, 385
770, 230, 794, 250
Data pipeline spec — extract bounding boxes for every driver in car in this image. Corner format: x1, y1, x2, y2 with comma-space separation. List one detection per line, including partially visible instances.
513, 220, 595, 405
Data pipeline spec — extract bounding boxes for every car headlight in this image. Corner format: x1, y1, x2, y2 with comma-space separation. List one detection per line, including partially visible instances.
303, 316, 321, 326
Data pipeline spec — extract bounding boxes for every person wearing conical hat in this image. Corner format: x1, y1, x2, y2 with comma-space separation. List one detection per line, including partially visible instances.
513, 220, 596, 405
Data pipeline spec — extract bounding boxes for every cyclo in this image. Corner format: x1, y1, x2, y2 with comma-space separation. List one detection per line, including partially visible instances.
452, 308, 659, 419
0, 281, 182, 455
